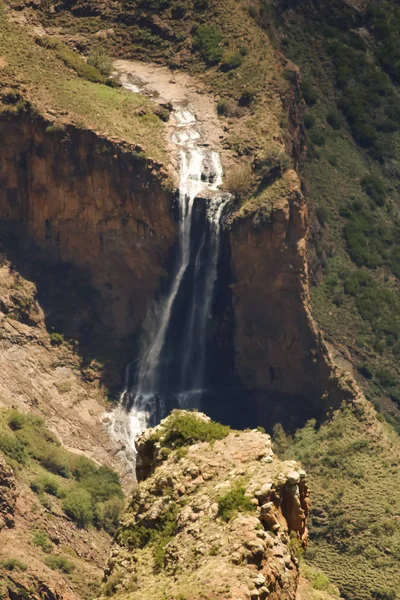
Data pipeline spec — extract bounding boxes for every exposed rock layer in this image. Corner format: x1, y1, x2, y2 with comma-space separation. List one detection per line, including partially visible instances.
0, 113, 176, 344
104, 411, 309, 600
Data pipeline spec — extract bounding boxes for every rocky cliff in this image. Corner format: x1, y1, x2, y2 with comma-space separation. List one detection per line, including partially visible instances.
103, 411, 310, 600
0, 112, 176, 363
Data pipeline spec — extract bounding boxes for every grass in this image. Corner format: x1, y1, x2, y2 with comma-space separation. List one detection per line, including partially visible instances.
275, 403, 400, 600
275, 2, 400, 425
150, 410, 231, 448
0, 6, 166, 162
0, 409, 123, 531
217, 481, 255, 521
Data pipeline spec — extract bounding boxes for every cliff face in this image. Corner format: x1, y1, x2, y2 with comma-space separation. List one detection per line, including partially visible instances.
0, 113, 176, 348
104, 411, 309, 600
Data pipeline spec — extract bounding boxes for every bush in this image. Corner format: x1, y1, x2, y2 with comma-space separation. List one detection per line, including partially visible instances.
217, 482, 255, 521
96, 498, 124, 534
37, 446, 70, 477
302, 79, 317, 106
376, 369, 397, 389
7, 410, 27, 431
153, 411, 231, 449
225, 163, 252, 201
310, 132, 325, 146
361, 175, 386, 206
50, 332, 64, 346
304, 113, 315, 129
0, 434, 27, 464
239, 89, 256, 107
2, 558, 28, 571
44, 555, 75, 574
358, 363, 374, 380
79, 465, 123, 503
87, 47, 113, 77
327, 111, 341, 129
62, 488, 94, 528
30, 474, 62, 497
31, 530, 53, 553
220, 52, 242, 72
193, 25, 223, 65
217, 98, 236, 117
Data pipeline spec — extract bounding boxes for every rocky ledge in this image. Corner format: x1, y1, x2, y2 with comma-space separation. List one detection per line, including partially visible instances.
103, 411, 309, 600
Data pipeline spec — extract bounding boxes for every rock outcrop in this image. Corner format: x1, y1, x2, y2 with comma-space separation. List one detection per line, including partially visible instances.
103, 411, 309, 600
0, 112, 176, 347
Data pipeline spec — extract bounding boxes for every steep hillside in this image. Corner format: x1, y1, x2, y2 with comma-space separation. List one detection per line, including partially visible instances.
268, 0, 400, 430
275, 394, 400, 600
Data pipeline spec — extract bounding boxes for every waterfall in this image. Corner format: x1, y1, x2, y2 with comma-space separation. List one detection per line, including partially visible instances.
109, 85, 230, 453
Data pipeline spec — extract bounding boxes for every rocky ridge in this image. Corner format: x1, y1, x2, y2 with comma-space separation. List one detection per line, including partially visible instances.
103, 411, 310, 600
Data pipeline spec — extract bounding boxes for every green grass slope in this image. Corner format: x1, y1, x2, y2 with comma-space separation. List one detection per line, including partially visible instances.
0, 6, 167, 161
267, 0, 400, 428
275, 401, 400, 600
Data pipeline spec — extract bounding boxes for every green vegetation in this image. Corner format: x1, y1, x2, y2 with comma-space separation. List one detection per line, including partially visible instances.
0, 409, 123, 531
275, 0, 400, 423
87, 46, 113, 77
275, 404, 400, 600
1, 559, 28, 572
45, 555, 76, 574
35, 36, 107, 84
117, 499, 178, 570
0, 7, 166, 162
217, 482, 255, 521
151, 410, 231, 449
192, 25, 223, 65
31, 530, 53, 553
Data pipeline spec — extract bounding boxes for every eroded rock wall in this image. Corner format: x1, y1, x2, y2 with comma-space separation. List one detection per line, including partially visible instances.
0, 113, 176, 342
228, 172, 342, 427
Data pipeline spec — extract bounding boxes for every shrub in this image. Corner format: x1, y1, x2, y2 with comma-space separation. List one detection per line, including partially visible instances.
193, 26, 223, 65
302, 79, 317, 106
30, 474, 62, 497
284, 69, 297, 84
376, 369, 397, 389
153, 411, 231, 449
37, 446, 70, 477
358, 363, 374, 380
217, 98, 236, 117
87, 47, 113, 77
79, 465, 123, 503
327, 111, 341, 129
50, 332, 64, 346
220, 52, 242, 72
31, 530, 53, 553
7, 410, 27, 431
256, 147, 291, 179
361, 175, 386, 206
0, 434, 27, 464
2, 558, 28, 571
248, 4, 257, 18
96, 498, 124, 534
225, 163, 252, 201
310, 132, 325, 146
304, 113, 315, 129
45, 555, 75, 574
239, 89, 256, 107
62, 488, 94, 528
217, 482, 255, 521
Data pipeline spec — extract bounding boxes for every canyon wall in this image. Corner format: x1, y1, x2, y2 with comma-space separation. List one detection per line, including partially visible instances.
0, 110, 341, 426
0, 113, 177, 348
227, 173, 341, 428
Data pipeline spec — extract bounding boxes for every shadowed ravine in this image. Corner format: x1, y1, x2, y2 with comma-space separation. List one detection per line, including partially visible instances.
110, 82, 230, 454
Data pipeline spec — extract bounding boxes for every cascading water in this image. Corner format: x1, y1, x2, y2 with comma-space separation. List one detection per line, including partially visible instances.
110, 83, 230, 455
